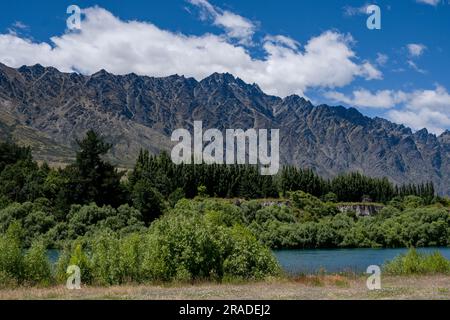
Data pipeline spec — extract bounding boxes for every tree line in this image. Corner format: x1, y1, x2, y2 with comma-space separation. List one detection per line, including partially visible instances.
131, 150, 437, 204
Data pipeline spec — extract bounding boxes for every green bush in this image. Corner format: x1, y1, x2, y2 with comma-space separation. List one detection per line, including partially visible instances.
0, 222, 24, 282
242, 197, 450, 249
23, 241, 53, 286
50, 201, 281, 286
90, 233, 122, 285
0, 202, 56, 247
322, 192, 338, 203
118, 233, 145, 283
66, 203, 145, 240
141, 208, 280, 282
403, 195, 425, 209
290, 191, 338, 220
141, 213, 228, 282
89, 232, 146, 285
0, 223, 53, 287
69, 244, 93, 285
384, 249, 450, 275
55, 242, 93, 285
223, 225, 280, 280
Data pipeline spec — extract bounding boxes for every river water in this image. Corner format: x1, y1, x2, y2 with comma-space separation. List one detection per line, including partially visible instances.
273, 247, 450, 274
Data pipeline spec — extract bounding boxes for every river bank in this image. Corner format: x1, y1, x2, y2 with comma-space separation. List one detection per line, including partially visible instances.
1, 275, 449, 300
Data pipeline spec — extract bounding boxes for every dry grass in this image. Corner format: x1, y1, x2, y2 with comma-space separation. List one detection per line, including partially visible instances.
1, 275, 450, 300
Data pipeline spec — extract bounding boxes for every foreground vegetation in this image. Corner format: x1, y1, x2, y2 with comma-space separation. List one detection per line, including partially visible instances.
0, 210, 280, 287
384, 249, 450, 275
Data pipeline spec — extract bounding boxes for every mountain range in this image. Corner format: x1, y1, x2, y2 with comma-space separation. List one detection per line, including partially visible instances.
0, 63, 449, 195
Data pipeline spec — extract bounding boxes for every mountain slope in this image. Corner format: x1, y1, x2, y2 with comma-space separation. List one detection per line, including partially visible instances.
0, 63, 449, 195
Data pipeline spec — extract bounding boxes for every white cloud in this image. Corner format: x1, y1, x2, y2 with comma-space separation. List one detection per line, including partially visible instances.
388, 108, 450, 135
375, 53, 388, 66
389, 86, 450, 134
416, 0, 440, 6
7, 21, 30, 36
343, 4, 370, 16
0, 6, 381, 97
263, 35, 300, 50
407, 60, 427, 74
187, 0, 256, 45
407, 85, 450, 111
405, 44, 427, 73
12, 21, 28, 30
407, 43, 427, 57
325, 89, 407, 109
326, 86, 450, 134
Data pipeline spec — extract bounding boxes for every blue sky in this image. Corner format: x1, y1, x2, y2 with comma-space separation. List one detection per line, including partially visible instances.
0, 0, 449, 134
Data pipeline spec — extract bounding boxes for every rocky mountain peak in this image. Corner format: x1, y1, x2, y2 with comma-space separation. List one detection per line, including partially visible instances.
0, 63, 449, 195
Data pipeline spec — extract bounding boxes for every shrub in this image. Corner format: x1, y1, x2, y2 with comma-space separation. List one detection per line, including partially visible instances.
141, 213, 226, 282
90, 232, 122, 285
290, 191, 337, 220
69, 243, 93, 285
197, 185, 208, 198
403, 195, 424, 209
66, 204, 145, 240
384, 249, 450, 275
223, 225, 280, 280
0, 202, 55, 247
0, 222, 24, 282
118, 233, 145, 283
322, 192, 338, 203
141, 209, 280, 282
56, 242, 93, 285
88, 231, 147, 285
23, 241, 53, 286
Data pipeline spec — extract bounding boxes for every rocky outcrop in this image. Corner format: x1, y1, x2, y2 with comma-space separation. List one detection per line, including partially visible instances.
337, 204, 384, 216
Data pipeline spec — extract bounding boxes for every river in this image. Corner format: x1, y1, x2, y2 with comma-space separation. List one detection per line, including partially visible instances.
273, 247, 450, 274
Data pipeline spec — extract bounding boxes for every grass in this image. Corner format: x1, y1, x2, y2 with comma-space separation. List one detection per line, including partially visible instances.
1, 275, 450, 300
292, 274, 351, 288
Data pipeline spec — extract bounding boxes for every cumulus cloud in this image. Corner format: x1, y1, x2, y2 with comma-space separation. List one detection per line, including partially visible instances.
187, 0, 256, 45
388, 109, 450, 135
325, 89, 407, 109
407, 85, 450, 111
375, 53, 388, 66
0, 6, 381, 97
263, 35, 300, 50
405, 44, 427, 73
326, 86, 450, 134
407, 43, 427, 57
